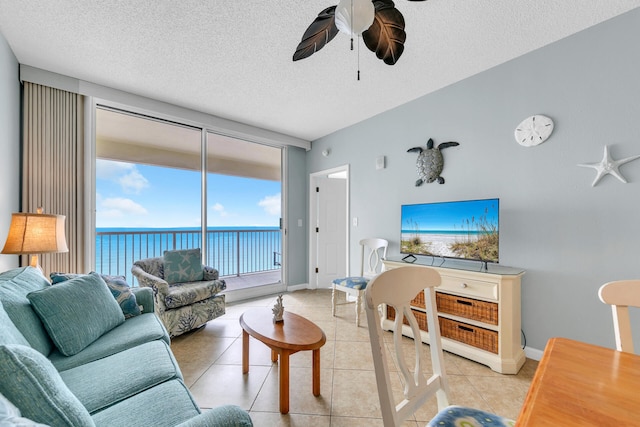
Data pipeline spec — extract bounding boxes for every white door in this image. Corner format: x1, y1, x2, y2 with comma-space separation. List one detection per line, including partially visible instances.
310, 167, 348, 288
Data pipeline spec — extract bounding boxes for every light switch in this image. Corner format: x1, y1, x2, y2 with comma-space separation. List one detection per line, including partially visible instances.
298, 219, 303, 227
353, 217, 358, 227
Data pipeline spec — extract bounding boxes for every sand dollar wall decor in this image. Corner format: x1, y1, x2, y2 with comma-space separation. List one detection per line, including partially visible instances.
515, 115, 554, 147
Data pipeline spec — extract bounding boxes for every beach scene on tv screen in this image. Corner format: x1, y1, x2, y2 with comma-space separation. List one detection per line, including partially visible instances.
401, 199, 499, 263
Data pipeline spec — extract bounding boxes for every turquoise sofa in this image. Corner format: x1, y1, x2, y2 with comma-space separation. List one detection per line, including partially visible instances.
0, 266, 252, 427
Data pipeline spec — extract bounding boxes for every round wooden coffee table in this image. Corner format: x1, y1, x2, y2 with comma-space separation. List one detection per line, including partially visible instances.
239, 308, 326, 414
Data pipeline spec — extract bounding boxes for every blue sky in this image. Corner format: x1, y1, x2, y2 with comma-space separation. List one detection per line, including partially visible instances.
96, 160, 281, 228
402, 199, 499, 232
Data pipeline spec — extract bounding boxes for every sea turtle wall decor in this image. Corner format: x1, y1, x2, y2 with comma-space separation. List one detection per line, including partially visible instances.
407, 138, 459, 186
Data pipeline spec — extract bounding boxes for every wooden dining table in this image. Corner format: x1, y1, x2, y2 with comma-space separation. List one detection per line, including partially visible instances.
517, 337, 640, 426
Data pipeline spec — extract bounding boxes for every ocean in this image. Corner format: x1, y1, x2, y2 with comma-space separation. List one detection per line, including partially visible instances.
96, 226, 281, 284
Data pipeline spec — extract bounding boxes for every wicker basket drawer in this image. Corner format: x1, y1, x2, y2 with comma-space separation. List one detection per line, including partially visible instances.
386, 307, 498, 354
436, 293, 498, 325
411, 291, 426, 309
439, 275, 498, 301
387, 306, 429, 331
439, 317, 498, 354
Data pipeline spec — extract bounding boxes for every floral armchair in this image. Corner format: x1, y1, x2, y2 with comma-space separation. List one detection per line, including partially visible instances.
131, 248, 226, 337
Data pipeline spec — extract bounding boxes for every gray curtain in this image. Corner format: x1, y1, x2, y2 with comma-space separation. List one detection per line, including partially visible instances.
22, 82, 85, 276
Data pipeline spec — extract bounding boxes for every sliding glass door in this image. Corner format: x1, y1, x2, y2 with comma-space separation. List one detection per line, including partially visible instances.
205, 132, 282, 290
94, 107, 282, 289
95, 108, 202, 281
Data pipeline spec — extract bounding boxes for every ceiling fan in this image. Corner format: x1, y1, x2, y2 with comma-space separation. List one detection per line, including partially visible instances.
293, 0, 426, 66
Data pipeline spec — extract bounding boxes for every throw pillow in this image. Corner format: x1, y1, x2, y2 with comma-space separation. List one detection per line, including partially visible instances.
163, 248, 204, 284
50, 272, 142, 319
0, 345, 94, 426
49, 272, 84, 284
27, 274, 125, 356
95, 273, 142, 318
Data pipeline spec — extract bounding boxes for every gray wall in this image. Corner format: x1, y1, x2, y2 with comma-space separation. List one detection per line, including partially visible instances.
285, 145, 308, 285
0, 32, 20, 271
308, 8, 640, 352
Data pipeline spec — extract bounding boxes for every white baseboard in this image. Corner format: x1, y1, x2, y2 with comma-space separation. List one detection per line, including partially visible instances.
223, 282, 286, 303
524, 346, 543, 361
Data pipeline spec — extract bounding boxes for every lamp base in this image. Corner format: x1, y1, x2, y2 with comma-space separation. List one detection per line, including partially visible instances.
28, 254, 44, 274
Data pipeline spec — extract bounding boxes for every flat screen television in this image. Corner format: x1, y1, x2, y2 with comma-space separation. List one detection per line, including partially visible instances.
400, 198, 499, 264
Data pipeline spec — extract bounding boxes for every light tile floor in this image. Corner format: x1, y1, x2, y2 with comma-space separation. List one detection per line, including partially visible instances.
171, 289, 537, 426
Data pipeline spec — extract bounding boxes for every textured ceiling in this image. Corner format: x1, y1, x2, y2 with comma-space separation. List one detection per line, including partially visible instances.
1, 1, 639, 142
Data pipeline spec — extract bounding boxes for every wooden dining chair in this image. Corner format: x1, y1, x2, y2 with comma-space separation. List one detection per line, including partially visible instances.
598, 280, 640, 353
332, 238, 388, 326
365, 267, 514, 426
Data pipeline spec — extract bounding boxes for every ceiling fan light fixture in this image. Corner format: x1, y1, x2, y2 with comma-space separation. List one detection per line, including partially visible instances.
334, 0, 375, 36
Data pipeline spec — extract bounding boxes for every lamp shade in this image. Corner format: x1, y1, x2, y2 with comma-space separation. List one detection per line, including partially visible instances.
2, 211, 68, 255
335, 0, 375, 36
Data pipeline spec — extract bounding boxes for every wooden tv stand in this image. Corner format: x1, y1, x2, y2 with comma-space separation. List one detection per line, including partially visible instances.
381, 258, 525, 374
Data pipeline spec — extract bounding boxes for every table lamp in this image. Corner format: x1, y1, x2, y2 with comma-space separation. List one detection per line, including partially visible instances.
1, 207, 69, 269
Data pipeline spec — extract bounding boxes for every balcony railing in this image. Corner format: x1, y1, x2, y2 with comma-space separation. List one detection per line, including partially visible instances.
96, 228, 282, 286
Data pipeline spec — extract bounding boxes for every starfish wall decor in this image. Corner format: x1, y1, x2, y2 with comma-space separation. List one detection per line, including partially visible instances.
577, 145, 640, 187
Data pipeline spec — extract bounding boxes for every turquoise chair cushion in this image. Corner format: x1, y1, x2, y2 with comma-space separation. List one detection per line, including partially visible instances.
332, 276, 369, 290
27, 273, 125, 356
0, 344, 94, 426
163, 248, 205, 284
0, 300, 30, 347
428, 406, 515, 427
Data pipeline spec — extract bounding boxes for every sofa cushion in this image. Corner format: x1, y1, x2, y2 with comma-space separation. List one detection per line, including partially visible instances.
164, 248, 204, 284
60, 340, 182, 413
165, 279, 226, 309
0, 392, 49, 427
0, 344, 94, 426
0, 267, 53, 355
0, 300, 30, 347
27, 274, 125, 356
49, 312, 169, 371
91, 379, 200, 427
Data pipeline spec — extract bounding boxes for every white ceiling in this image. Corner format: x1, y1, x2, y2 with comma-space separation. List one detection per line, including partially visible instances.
1, 1, 639, 142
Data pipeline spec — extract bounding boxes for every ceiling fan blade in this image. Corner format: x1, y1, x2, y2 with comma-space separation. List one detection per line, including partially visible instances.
293, 6, 340, 62
362, 0, 406, 65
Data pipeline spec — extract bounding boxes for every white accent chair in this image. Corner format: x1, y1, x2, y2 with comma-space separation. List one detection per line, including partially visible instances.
331, 238, 388, 327
598, 279, 640, 353
364, 267, 514, 426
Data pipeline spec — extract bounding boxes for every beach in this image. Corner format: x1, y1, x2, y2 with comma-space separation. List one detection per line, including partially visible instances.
402, 232, 479, 258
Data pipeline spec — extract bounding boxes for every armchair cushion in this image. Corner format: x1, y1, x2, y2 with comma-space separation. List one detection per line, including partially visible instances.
165, 280, 227, 309
27, 274, 125, 356
0, 344, 94, 426
163, 249, 204, 284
